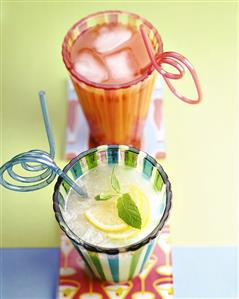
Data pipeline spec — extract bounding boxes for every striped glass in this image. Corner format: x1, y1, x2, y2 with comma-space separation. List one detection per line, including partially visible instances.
62, 10, 162, 148
53, 145, 172, 282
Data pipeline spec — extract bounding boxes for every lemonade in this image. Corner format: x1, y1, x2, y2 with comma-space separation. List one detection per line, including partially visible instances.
54, 145, 171, 282
62, 164, 166, 248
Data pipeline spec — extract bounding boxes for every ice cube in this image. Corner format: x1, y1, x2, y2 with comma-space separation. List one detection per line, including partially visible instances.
74, 49, 108, 83
105, 48, 139, 83
94, 25, 132, 53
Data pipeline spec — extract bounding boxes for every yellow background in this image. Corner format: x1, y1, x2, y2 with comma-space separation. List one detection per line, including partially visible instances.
1, 2, 237, 247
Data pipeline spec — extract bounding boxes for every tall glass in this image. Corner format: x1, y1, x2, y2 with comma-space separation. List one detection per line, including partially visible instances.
53, 145, 172, 282
62, 11, 163, 148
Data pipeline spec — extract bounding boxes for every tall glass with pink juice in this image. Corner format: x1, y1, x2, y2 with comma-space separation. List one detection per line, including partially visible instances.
62, 11, 161, 148
62, 11, 202, 148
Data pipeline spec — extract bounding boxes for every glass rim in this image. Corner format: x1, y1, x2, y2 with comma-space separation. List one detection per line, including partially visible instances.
62, 10, 163, 90
53, 145, 172, 255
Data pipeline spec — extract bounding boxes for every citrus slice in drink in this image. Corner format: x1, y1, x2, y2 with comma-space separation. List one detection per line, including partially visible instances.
128, 184, 150, 227
84, 199, 130, 233
84, 185, 150, 237
107, 228, 139, 240
107, 185, 150, 240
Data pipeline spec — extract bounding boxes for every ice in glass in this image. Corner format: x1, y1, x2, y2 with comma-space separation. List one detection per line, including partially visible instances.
53, 145, 172, 282
62, 11, 161, 148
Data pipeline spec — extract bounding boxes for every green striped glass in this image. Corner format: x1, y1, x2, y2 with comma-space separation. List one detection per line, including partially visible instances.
53, 145, 172, 282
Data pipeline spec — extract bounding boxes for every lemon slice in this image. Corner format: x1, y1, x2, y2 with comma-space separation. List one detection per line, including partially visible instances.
84, 199, 129, 233
107, 229, 138, 240
107, 185, 150, 240
128, 184, 150, 227
84, 185, 150, 238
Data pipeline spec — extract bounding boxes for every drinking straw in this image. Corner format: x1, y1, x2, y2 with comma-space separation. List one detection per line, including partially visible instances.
0, 91, 88, 198
140, 25, 202, 104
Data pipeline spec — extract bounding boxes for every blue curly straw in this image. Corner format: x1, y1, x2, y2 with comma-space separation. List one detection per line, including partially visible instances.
0, 91, 87, 198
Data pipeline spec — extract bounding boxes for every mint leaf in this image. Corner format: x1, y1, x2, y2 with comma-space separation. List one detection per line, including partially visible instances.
117, 193, 142, 229
95, 192, 113, 201
111, 166, 121, 193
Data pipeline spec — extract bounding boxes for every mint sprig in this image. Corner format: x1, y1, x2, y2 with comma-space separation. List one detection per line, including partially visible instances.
95, 192, 114, 201
117, 193, 142, 229
111, 166, 121, 193
94, 166, 142, 229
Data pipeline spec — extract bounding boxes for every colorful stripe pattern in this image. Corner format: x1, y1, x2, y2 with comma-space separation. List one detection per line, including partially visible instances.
62, 11, 161, 148
53, 145, 172, 282
73, 238, 159, 282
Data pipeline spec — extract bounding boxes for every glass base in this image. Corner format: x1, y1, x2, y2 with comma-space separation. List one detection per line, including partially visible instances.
89, 135, 142, 150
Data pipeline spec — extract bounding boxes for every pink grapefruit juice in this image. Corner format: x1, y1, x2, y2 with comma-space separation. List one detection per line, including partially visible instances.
68, 22, 157, 148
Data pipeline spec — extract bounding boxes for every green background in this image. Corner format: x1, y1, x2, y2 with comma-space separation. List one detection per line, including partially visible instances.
1, 2, 238, 247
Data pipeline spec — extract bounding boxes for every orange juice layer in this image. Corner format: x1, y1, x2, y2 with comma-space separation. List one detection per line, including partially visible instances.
70, 22, 157, 147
